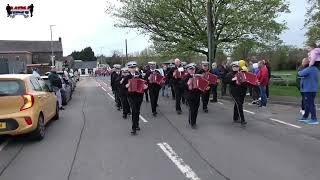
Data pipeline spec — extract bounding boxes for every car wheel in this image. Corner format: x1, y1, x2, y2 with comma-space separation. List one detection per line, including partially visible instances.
53, 103, 59, 120
30, 114, 45, 140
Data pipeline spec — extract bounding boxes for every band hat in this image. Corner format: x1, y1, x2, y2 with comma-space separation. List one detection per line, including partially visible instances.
113, 64, 121, 69
201, 61, 209, 65
121, 67, 129, 72
231, 61, 239, 67
181, 61, 187, 66
127, 61, 138, 68
186, 63, 196, 69
148, 61, 157, 65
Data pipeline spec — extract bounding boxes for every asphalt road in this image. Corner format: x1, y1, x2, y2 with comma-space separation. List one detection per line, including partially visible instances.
0, 76, 320, 180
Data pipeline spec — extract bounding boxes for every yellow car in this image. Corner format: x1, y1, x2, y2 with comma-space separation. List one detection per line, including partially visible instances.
0, 74, 59, 140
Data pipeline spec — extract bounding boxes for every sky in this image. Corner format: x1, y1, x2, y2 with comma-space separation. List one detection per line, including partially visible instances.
0, 0, 308, 57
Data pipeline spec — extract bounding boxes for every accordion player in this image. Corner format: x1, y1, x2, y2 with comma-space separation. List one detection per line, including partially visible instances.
204, 72, 218, 85
128, 78, 146, 94
149, 72, 165, 85
174, 67, 185, 79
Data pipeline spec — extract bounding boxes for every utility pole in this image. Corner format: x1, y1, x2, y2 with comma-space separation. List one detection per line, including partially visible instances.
125, 39, 128, 62
50, 25, 56, 66
207, 0, 215, 68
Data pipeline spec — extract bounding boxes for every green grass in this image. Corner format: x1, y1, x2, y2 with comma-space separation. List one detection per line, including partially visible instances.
272, 70, 297, 81
269, 85, 300, 97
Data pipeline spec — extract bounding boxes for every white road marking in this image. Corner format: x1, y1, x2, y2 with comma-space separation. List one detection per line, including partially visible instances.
244, 109, 255, 115
103, 82, 108, 86
270, 118, 302, 129
101, 87, 107, 92
157, 142, 200, 180
108, 87, 112, 90
139, 115, 148, 123
218, 102, 224, 105
107, 93, 115, 100
0, 140, 9, 152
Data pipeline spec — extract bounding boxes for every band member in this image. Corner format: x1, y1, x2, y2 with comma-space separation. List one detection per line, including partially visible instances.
182, 63, 204, 129
119, 67, 131, 119
142, 65, 150, 102
169, 58, 184, 114
111, 64, 122, 110
167, 63, 176, 99
197, 61, 211, 113
181, 61, 188, 105
125, 61, 148, 135
225, 61, 248, 126
144, 62, 162, 116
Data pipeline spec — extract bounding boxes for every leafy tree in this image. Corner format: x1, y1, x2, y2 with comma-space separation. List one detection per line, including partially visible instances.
69, 47, 97, 61
108, 0, 289, 60
305, 0, 320, 44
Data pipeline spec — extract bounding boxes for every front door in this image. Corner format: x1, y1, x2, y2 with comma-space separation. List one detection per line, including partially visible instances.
0, 58, 9, 74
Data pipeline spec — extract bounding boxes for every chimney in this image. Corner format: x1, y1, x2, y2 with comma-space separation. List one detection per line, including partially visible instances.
59, 37, 62, 42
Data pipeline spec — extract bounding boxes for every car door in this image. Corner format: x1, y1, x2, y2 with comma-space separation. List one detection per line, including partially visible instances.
38, 79, 57, 120
30, 77, 48, 122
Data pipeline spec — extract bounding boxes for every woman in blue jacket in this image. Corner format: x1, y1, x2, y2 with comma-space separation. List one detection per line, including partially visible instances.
298, 61, 319, 125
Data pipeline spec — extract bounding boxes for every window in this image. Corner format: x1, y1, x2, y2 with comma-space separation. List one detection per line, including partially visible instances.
0, 80, 25, 96
38, 79, 50, 92
30, 77, 42, 91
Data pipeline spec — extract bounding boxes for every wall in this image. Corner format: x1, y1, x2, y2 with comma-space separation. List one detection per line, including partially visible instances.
32, 52, 63, 64
0, 53, 32, 74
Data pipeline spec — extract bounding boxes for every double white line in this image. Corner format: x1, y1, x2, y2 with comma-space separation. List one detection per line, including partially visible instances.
0, 140, 9, 152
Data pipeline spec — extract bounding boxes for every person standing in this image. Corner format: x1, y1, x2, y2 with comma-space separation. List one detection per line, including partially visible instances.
28, 4, 34, 17
265, 60, 271, 98
167, 63, 176, 99
257, 61, 269, 107
125, 61, 148, 135
144, 62, 162, 116
169, 58, 184, 114
160, 64, 169, 97
210, 62, 220, 102
142, 65, 150, 102
307, 42, 320, 67
298, 59, 319, 125
32, 68, 41, 78
219, 62, 228, 96
225, 61, 247, 125
197, 61, 211, 112
119, 67, 131, 119
48, 66, 64, 110
251, 63, 260, 105
296, 58, 309, 115
6, 4, 12, 17
182, 63, 203, 129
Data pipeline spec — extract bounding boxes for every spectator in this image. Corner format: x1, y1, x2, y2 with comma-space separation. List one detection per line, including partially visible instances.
257, 61, 269, 107
32, 68, 41, 78
296, 58, 309, 115
308, 42, 320, 68
219, 62, 228, 96
298, 59, 319, 125
251, 63, 260, 104
161, 64, 170, 97
48, 66, 64, 110
264, 59, 271, 98
210, 62, 220, 102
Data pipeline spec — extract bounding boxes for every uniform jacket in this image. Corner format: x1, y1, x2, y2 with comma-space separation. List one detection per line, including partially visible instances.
225, 71, 247, 96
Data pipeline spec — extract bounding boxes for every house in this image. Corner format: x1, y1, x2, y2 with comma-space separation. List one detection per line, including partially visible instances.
0, 51, 33, 74
55, 56, 74, 71
73, 60, 97, 75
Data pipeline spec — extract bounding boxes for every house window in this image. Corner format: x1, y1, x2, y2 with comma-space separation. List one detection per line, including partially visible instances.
16, 56, 20, 61
33, 55, 39, 63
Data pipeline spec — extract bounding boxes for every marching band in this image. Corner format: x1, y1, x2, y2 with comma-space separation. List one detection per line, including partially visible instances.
110, 59, 257, 135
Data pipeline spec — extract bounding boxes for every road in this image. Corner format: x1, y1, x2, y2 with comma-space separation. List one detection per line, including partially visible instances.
0, 76, 320, 180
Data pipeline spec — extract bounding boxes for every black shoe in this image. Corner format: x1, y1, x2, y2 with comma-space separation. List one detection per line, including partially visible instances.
131, 130, 137, 135
203, 109, 208, 113
210, 99, 217, 103
128, 112, 131, 115
177, 110, 182, 115
136, 127, 141, 131
59, 107, 65, 110
123, 114, 127, 119
241, 121, 247, 126
117, 107, 121, 111
191, 124, 197, 129
152, 113, 157, 117
233, 119, 240, 123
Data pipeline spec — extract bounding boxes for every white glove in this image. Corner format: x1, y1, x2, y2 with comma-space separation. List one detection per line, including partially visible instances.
232, 77, 237, 81
125, 84, 129, 88
144, 84, 148, 89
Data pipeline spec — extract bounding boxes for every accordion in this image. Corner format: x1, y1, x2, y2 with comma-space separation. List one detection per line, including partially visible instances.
204, 72, 218, 85
189, 75, 210, 92
236, 71, 258, 86
149, 73, 165, 85
174, 67, 185, 79
128, 78, 146, 94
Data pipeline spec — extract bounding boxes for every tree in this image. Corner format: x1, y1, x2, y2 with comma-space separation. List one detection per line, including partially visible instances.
108, 0, 289, 60
305, 0, 320, 44
69, 47, 97, 61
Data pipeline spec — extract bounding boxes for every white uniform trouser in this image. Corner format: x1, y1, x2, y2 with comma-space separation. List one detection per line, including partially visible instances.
53, 87, 62, 108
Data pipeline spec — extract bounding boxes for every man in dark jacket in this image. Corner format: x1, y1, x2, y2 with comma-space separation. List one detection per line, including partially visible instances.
196, 61, 211, 112
111, 64, 122, 110
119, 67, 131, 119
48, 66, 64, 110
168, 58, 184, 114
225, 61, 248, 125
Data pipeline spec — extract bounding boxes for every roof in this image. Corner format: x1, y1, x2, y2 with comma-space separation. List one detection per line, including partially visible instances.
73, 61, 97, 69
0, 51, 33, 54
0, 40, 63, 53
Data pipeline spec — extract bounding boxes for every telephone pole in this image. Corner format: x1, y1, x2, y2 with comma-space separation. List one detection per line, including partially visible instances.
125, 39, 128, 62
207, 0, 214, 68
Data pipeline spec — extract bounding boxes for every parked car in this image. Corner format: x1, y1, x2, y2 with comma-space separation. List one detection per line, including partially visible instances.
41, 75, 72, 106
57, 71, 76, 92
0, 74, 59, 140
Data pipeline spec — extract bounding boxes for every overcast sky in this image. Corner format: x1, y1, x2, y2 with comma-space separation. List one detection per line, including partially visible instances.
0, 0, 308, 56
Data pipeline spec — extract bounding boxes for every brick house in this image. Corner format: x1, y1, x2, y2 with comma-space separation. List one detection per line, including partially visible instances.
0, 38, 63, 74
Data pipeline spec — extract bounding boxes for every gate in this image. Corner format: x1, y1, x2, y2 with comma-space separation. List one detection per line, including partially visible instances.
0, 58, 9, 74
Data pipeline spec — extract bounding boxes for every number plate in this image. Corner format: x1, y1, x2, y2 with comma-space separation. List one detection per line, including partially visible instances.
0, 122, 6, 129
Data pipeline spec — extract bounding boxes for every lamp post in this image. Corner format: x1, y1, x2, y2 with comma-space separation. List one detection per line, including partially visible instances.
207, 0, 215, 68
50, 25, 56, 66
